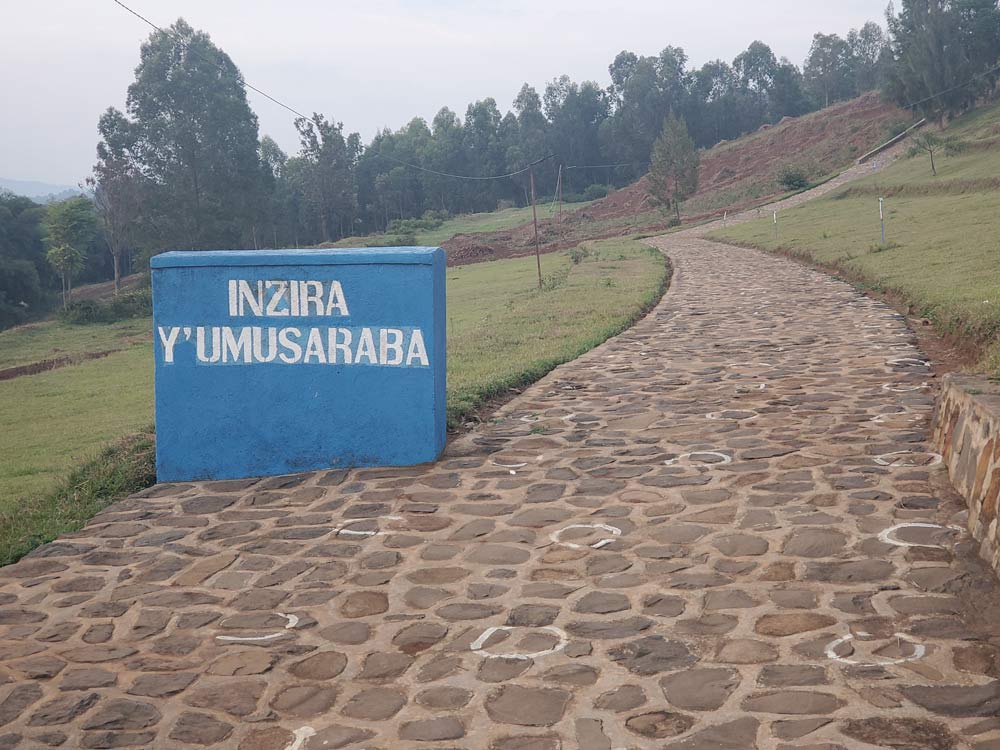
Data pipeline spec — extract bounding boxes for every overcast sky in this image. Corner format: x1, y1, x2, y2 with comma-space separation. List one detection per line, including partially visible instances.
1, 0, 890, 185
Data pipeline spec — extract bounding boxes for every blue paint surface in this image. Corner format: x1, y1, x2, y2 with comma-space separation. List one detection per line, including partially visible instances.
151, 247, 446, 481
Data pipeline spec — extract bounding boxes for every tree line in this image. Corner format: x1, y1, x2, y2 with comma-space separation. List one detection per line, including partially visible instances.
2, 0, 999, 330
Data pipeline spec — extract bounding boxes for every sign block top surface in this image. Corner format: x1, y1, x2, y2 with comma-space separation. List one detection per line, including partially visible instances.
152, 246, 446, 482
151, 246, 441, 268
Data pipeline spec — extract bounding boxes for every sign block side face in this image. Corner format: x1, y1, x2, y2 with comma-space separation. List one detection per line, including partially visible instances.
152, 255, 445, 481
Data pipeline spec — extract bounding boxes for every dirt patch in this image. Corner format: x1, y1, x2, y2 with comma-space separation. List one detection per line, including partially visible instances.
71, 273, 145, 302
0, 350, 121, 382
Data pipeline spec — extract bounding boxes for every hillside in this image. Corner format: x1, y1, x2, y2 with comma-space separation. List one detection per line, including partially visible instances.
708, 97, 1000, 377
0, 177, 80, 202
439, 92, 912, 265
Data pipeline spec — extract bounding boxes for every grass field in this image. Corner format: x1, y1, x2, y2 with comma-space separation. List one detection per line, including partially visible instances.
329, 200, 595, 248
708, 100, 1000, 376
0, 318, 149, 370
0, 237, 666, 563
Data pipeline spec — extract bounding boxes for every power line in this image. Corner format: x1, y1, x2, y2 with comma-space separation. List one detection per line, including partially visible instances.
371, 152, 554, 180
565, 162, 641, 170
903, 59, 1000, 110
109, 0, 555, 183
110, 0, 316, 125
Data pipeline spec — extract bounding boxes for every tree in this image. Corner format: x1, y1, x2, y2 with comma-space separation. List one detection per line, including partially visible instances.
909, 131, 966, 174
295, 114, 358, 242
734, 41, 778, 93
98, 18, 266, 251
804, 33, 855, 106
89, 110, 141, 292
885, 0, 1000, 121
769, 58, 812, 120
46, 244, 85, 308
848, 21, 889, 91
44, 197, 100, 306
648, 114, 699, 223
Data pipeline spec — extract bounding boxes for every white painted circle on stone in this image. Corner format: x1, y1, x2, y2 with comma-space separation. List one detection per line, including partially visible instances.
887, 357, 930, 367
882, 382, 930, 392
870, 411, 923, 425
550, 523, 623, 549
332, 515, 404, 538
283, 727, 317, 750
706, 409, 759, 421
470, 625, 569, 660
824, 632, 926, 667
665, 451, 733, 467
217, 612, 300, 642
877, 522, 964, 548
874, 451, 943, 468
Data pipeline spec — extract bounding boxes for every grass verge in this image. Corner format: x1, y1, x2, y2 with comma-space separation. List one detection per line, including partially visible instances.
0, 237, 667, 563
1, 431, 156, 564
707, 100, 1000, 379
328, 200, 596, 248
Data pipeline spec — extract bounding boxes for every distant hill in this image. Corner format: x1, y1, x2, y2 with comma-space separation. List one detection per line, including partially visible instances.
436, 92, 912, 265
0, 177, 82, 203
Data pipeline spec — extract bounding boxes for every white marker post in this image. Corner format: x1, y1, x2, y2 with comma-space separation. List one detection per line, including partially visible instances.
773, 210, 778, 243
879, 197, 885, 246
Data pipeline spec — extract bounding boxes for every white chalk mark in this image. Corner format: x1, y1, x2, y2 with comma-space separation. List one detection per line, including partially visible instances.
870, 412, 923, 424
470, 625, 569, 660
882, 382, 930, 393
217, 612, 299, 642
878, 522, 964, 548
332, 515, 404, 538
824, 632, 926, 666
665, 451, 733, 466
887, 357, 930, 367
874, 450, 943, 468
706, 410, 759, 421
216, 632, 286, 642
550, 523, 623, 550
492, 461, 528, 469
283, 726, 317, 750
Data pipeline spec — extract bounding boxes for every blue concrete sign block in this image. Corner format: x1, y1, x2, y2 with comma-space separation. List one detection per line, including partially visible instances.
150, 247, 447, 481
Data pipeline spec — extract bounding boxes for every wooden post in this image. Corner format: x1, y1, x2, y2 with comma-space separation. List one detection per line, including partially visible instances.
879, 197, 885, 246
556, 164, 563, 221
530, 166, 542, 289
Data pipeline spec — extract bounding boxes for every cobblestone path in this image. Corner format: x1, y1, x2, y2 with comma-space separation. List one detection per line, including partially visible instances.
2, 233, 1000, 750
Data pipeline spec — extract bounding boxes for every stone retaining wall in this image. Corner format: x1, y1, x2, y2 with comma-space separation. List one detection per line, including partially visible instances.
933, 373, 1000, 573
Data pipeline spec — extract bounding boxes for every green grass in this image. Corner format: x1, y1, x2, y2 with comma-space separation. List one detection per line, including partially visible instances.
0, 345, 155, 503
447, 237, 668, 421
330, 200, 596, 248
707, 99, 1000, 377
0, 318, 150, 370
0, 237, 666, 563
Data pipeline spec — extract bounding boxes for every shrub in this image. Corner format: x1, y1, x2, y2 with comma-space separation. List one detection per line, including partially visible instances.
582, 184, 611, 201
885, 119, 912, 140
777, 165, 811, 191
59, 287, 152, 324
372, 233, 417, 248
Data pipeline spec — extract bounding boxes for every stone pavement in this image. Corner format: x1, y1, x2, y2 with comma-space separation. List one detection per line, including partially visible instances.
3, 233, 1000, 750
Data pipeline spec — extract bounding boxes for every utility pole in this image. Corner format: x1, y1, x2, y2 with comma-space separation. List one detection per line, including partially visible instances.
530, 166, 542, 289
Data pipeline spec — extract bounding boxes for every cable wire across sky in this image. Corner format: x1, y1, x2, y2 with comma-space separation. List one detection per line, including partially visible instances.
109, 0, 560, 183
